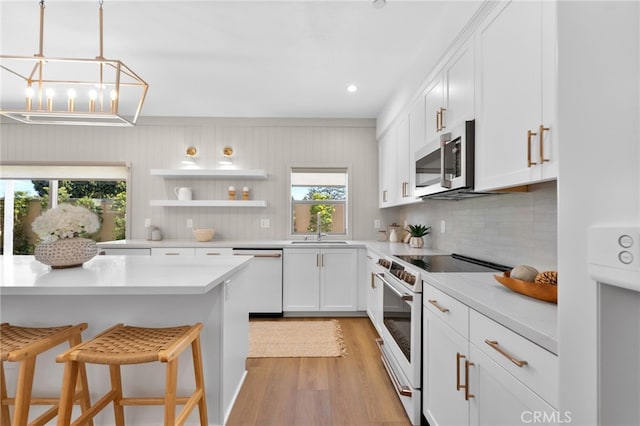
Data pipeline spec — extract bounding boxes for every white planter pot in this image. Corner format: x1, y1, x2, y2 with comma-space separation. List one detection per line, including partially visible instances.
34, 237, 97, 269
409, 236, 424, 248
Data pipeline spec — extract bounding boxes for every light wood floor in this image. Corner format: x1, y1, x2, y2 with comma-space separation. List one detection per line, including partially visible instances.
226, 317, 412, 426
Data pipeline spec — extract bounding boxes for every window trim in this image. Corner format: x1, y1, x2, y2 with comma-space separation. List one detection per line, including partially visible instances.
286, 163, 352, 241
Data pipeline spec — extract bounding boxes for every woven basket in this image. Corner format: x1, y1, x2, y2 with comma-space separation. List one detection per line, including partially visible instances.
494, 271, 557, 304
34, 237, 97, 269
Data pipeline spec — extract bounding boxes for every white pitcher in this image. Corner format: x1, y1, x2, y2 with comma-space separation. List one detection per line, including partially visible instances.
174, 187, 192, 201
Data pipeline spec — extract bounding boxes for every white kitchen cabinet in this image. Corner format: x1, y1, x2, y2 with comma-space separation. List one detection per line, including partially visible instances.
423, 281, 558, 426
409, 94, 426, 156
283, 248, 357, 312
365, 251, 383, 333
378, 130, 397, 207
97, 248, 151, 255
474, 0, 557, 191
469, 345, 556, 426
379, 113, 417, 207
195, 247, 233, 256
150, 168, 267, 208
151, 247, 195, 256
424, 38, 475, 146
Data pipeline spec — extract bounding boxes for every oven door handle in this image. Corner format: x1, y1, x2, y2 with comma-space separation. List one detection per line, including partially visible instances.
440, 132, 452, 189
376, 273, 413, 301
375, 338, 412, 397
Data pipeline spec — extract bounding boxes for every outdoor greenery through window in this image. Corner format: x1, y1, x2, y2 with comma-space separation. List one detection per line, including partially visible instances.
0, 164, 128, 255
290, 168, 348, 236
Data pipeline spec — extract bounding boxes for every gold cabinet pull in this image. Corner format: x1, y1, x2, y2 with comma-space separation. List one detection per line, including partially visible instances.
484, 339, 528, 367
456, 352, 464, 391
440, 107, 447, 130
436, 110, 441, 132
428, 299, 450, 313
527, 129, 537, 167
464, 360, 475, 400
382, 190, 388, 203
539, 124, 550, 163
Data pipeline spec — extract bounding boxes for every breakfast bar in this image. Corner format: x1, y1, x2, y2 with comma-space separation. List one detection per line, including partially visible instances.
0, 255, 253, 426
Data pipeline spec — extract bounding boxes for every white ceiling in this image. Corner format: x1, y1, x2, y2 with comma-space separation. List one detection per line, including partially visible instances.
0, 0, 482, 119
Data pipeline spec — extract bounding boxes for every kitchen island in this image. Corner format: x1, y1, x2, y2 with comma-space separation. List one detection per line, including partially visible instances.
0, 254, 253, 426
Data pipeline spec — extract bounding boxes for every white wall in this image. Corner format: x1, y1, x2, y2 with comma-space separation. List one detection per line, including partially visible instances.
0, 117, 381, 241
557, 2, 640, 425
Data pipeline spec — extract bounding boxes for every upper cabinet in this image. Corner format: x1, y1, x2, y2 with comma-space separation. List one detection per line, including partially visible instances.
474, 0, 557, 191
424, 38, 476, 147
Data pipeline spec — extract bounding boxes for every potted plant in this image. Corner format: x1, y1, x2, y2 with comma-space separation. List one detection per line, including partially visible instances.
406, 224, 430, 248
31, 204, 100, 268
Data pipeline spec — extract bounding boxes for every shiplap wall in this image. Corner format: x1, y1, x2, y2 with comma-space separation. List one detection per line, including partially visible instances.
0, 117, 381, 241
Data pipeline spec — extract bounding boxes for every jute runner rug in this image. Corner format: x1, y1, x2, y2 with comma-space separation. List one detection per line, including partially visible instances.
248, 319, 347, 358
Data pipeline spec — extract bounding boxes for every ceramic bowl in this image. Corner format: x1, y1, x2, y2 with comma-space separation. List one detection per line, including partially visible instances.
192, 228, 215, 242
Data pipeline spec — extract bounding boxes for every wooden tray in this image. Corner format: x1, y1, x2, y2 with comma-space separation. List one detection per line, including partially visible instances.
494, 271, 557, 304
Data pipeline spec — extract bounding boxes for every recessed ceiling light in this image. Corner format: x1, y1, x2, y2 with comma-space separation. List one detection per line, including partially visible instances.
347, 84, 358, 93
372, 0, 386, 9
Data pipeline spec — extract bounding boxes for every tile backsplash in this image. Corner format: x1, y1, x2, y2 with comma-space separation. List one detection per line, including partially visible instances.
396, 181, 557, 270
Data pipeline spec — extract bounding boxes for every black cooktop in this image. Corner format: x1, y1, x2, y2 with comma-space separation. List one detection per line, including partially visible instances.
393, 253, 511, 273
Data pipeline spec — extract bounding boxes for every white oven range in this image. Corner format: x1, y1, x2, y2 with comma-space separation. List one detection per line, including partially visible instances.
373, 256, 422, 425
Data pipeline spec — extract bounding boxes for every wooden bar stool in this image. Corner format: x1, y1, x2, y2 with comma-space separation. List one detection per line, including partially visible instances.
56, 323, 207, 426
0, 322, 91, 426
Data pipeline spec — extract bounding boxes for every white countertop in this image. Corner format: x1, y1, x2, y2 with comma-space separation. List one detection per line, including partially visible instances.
97, 239, 369, 249
0, 255, 252, 296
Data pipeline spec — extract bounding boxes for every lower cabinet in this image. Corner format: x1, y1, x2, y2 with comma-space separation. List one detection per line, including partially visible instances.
423, 282, 558, 426
97, 248, 151, 255
150, 247, 233, 256
365, 250, 383, 333
283, 248, 357, 312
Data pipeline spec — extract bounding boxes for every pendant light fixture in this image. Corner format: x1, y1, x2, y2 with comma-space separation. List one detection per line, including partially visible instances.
0, 0, 148, 126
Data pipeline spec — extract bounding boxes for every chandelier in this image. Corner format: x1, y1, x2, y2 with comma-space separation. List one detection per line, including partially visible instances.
0, 0, 148, 126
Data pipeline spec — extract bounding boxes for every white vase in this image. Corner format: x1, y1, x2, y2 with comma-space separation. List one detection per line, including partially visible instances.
409, 236, 424, 248
34, 237, 97, 269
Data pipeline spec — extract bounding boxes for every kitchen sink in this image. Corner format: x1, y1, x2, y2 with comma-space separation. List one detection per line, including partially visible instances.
289, 240, 348, 244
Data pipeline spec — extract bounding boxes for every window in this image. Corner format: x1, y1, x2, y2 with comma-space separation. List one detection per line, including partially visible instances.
0, 163, 129, 255
290, 167, 348, 236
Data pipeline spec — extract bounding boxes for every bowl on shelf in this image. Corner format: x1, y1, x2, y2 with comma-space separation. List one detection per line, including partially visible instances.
494, 271, 557, 304
192, 228, 215, 242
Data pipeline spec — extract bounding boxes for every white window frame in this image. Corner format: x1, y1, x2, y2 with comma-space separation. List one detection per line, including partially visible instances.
286, 164, 352, 241
1, 162, 131, 254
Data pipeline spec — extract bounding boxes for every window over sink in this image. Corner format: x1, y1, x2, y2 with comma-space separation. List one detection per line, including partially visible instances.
288, 167, 350, 238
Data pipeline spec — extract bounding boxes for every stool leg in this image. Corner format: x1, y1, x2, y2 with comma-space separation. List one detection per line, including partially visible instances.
1, 362, 11, 426
191, 337, 208, 426
108, 365, 125, 426
164, 359, 178, 426
57, 360, 78, 426
68, 334, 92, 426
12, 357, 36, 426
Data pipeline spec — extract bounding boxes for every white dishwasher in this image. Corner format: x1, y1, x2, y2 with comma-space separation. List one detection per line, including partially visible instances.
232, 248, 283, 315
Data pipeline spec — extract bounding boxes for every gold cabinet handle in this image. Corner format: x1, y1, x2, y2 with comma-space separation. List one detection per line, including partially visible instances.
527, 129, 538, 167
539, 124, 550, 163
456, 352, 464, 391
440, 107, 447, 130
436, 110, 441, 132
428, 299, 450, 313
382, 190, 388, 203
371, 272, 376, 288
484, 339, 528, 368
464, 360, 475, 400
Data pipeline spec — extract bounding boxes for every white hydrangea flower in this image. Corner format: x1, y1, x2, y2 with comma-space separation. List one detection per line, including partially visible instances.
32, 204, 100, 242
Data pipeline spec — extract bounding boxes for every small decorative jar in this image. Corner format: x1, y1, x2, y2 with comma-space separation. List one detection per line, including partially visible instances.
228, 186, 236, 200
242, 187, 250, 200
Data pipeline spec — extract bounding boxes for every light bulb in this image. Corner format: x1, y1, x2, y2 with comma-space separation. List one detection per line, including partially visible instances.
110, 89, 118, 100
67, 89, 77, 112
25, 87, 35, 98
45, 88, 55, 111
88, 89, 97, 112
110, 89, 118, 113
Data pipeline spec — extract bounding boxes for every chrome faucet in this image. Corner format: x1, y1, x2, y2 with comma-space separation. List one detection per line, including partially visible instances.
316, 212, 326, 241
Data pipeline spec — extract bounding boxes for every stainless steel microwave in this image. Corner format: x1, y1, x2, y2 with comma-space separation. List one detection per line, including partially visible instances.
415, 119, 475, 199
